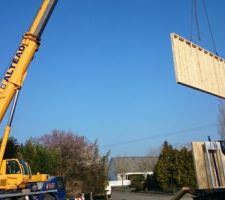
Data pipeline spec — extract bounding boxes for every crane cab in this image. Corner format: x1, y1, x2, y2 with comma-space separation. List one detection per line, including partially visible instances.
0, 159, 31, 190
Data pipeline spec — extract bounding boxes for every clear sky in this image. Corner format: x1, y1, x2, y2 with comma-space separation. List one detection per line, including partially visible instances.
0, 0, 225, 157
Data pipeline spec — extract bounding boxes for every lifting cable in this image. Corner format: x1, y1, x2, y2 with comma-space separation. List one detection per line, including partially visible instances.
202, 0, 218, 55
190, 0, 201, 41
190, 0, 218, 55
190, 0, 194, 40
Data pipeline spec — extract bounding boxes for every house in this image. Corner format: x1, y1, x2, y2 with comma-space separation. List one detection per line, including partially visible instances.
108, 156, 158, 184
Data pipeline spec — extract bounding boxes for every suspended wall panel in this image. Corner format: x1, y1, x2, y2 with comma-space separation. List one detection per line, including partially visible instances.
171, 33, 225, 99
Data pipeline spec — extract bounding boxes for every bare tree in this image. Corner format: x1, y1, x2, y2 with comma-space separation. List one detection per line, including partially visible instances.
40, 129, 108, 197
218, 100, 225, 139
147, 147, 160, 157
137, 157, 158, 178
113, 158, 128, 190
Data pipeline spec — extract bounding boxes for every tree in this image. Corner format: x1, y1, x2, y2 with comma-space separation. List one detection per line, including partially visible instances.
137, 157, 158, 178
3, 136, 20, 159
175, 147, 196, 188
154, 141, 196, 192
218, 100, 225, 139
154, 141, 175, 191
112, 157, 129, 190
20, 138, 60, 174
39, 130, 109, 197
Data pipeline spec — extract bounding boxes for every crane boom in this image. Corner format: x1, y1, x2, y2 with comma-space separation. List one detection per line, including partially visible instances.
0, 0, 58, 190
0, 0, 57, 122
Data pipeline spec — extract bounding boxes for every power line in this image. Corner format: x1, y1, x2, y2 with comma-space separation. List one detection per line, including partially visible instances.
101, 123, 216, 148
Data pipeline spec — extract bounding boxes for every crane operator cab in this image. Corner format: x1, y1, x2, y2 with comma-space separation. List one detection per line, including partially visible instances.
0, 159, 48, 190
6, 160, 32, 176
6, 160, 22, 174
0, 159, 31, 190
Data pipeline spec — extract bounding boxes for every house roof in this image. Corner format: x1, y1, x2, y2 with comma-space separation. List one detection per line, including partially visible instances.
109, 156, 158, 173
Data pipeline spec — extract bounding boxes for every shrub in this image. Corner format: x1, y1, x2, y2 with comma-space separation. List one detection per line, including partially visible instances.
129, 174, 145, 191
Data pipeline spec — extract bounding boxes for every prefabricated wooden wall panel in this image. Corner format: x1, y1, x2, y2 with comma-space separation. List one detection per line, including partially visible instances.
171, 33, 225, 99
192, 142, 209, 189
192, 142, 225, 189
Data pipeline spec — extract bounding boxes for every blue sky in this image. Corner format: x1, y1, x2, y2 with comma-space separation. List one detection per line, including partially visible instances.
0, 0, 225, 157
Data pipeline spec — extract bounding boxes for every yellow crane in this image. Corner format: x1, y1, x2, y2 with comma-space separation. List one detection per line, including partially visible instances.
0, 0, 57, 191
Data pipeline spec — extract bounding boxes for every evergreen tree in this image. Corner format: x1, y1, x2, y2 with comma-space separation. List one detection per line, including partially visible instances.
20, 139, 60, 174
3, 136, 20, 159
179, 147, 196, 187
154, 141, 196, 192
154, 141, 176, 191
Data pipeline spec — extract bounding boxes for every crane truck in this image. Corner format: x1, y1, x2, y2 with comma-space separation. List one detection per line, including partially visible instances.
0, 1, 66, 199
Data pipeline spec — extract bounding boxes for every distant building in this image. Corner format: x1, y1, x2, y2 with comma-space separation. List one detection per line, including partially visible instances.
108, 156, 158, 182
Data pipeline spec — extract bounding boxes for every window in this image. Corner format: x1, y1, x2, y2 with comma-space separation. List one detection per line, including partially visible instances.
6, 160, 21, 174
